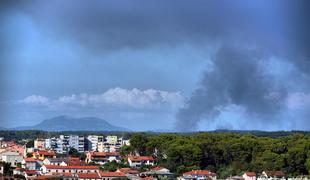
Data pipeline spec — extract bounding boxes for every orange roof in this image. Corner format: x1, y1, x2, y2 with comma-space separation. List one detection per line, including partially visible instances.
91, 152, 120, 157
265, 171, 285, 177
184, 170, 215, 176
151, 166, 164, 171
141, 177, 155, 180
15, 167, 26, 171
118, 168, 139, 174
128, 156, 154, 161
100, 171, 126, 177
43, 165, 99, 170
59, 172, 74, 177
36, 175, 60, 179
24, 158, 38, 162
32, 151, 56, 156
245, 172, 256, 177
77, 173, 100, 179
25, 170, 38, 175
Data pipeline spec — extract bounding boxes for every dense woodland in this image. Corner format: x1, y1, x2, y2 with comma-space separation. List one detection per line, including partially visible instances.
124, 133, 310, 178
1, 131, 310, 178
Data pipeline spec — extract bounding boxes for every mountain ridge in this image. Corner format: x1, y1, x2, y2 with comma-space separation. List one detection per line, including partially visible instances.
12, 116, 129, 132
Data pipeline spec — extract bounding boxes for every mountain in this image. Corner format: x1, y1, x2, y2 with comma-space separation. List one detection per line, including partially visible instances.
13, 116, 129, 132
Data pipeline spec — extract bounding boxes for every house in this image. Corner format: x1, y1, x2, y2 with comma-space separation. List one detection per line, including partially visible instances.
180, 170, 217, 180
22, 157, 43, 170
141, 166, 174, 179
0, 151, 23, 167
40, 165, 99, 174
100, 171, 127, 180
77, 172, 101, 180
24, 169, 39, 179
43, 157, 86, 167
43, 158, 66, 166
86, 152, 121, 165
32, 150, 56, 160
259, 171, 285, 180
243, 172, 256, 180
127, 156, 155, 167
0, 163, 4, 174
226, 176, 244, 180
63, 157, 87, 166
34, 139, 46, 149
118, 168, 140, 175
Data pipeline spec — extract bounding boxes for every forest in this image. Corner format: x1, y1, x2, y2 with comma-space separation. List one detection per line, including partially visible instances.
1, 130, 310, 178
123, 132, 310, 178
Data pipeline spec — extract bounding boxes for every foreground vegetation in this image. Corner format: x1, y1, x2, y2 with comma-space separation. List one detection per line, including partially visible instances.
1, 130, 309, 178
124, 132, 310, 178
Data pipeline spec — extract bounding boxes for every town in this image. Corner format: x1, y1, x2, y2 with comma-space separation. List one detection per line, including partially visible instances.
0, 132, 309, 180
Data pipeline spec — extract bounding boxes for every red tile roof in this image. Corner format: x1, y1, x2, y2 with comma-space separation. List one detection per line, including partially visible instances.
36, 175, 61, 179
151, 166, 164, 171
128, 156, 154, 161
245, 172, 256, 177
141, 177, 155, 180
100, 171, 126, 177
43, 165, 99, 170
265, 171, 285, 177
184, 170, 216, 176
118, 168, 139, 174
33, 151, 56, 156
77, 172, 100, 179
24, 158, 38, 162
59, 172, 74, 177
25, 170, 38, 175
91, 152, 120, 157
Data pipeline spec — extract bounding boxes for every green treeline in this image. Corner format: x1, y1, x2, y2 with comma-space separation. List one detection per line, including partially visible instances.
125, 133, 310, 178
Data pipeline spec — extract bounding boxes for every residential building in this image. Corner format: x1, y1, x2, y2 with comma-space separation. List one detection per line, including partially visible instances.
43, 157, 86, 166
243, 172, 257, 180
68, 135, 85, 153
43, 158, 66, 166
259, 171, 285, 180
100, 136, 123, 152
32, 150, 56, 160
0, 151, 23, 167
40, 165, 99, 174
86, 151, 121, 165
22, 158, 42, 170
100, 171, 127, 180
179, 170, 217, 180
127, 156, 155, 167
87, 135, 104, 151
77, 172, 101, 180
141, 166, 174, 179
34, 139, 45, 149
0, 163, 4, 174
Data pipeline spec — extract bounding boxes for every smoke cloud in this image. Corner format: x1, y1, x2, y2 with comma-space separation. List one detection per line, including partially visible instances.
176, 1, 310, 131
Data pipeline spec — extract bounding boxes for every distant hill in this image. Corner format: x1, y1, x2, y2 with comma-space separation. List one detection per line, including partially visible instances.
13, 116, 129, 132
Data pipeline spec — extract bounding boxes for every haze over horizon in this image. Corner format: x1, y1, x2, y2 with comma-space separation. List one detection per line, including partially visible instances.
1, 1, 310, 131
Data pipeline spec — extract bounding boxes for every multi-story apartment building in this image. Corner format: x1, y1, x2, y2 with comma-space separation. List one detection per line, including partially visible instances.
99, 136, 126, 152
44, 134, 127, 153
68, 135, 85, 153
45, 135, 85, 154
86, 135, 104, 151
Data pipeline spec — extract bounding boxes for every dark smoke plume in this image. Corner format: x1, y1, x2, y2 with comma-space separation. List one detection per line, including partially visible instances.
176, 46, 288, 131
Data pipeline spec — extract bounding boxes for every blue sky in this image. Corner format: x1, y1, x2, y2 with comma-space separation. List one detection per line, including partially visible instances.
1, 1, 310, 131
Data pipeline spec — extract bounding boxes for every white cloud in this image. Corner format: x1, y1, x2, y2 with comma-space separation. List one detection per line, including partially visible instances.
21, 95, 50, 105
21, 87, 184, 110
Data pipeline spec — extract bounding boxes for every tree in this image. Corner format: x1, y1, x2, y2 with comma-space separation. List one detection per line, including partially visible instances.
129, 133, 149, 155
68, 147, 79, 157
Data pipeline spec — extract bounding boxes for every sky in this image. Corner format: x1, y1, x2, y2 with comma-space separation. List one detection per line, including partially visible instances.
0, 0, 309, 131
